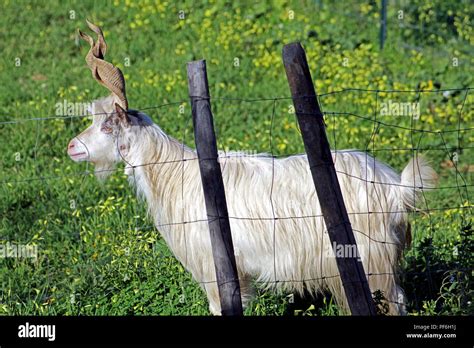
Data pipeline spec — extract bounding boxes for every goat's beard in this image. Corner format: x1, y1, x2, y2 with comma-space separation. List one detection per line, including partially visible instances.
94, 161, 117, 181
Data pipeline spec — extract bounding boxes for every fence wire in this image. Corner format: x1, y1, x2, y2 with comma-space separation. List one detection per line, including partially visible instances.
1, 87, 472, 315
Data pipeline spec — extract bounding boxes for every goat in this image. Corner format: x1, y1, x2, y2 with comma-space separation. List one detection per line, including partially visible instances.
68, 22, 437, 315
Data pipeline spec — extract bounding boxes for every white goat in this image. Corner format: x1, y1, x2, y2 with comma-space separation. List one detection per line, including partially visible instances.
69, 22, 437, 315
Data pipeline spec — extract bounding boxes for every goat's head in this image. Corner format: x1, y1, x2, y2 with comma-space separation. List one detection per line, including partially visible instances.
68, 21, 142, 179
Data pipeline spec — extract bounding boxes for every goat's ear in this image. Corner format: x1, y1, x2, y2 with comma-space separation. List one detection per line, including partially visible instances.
114, 103, 131, 126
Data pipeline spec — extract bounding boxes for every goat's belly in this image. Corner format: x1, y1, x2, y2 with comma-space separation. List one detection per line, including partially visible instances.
230, 217, 331, 277
229, 211, 401, 284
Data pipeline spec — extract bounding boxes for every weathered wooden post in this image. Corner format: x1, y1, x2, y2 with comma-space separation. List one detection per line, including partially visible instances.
282, 42, 377, 315
187, 60, 243, 316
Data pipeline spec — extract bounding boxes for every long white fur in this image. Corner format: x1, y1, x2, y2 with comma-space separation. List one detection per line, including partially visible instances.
70, 96, 438, 315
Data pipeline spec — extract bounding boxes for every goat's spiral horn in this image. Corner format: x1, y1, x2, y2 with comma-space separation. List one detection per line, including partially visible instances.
79, 20, 128, 110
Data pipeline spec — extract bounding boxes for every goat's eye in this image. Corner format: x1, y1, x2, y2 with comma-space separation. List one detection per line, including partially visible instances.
100, 124, 113, 134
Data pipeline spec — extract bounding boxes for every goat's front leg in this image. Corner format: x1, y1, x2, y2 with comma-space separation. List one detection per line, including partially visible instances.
203, 282, 222, 315
203, 276, 255, 315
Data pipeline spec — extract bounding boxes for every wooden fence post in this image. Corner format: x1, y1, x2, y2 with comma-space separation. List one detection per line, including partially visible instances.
186, 59, 243, 316
282, 42, 377, 315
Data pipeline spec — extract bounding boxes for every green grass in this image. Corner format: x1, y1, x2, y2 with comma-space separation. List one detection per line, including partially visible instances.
0, 0, 472, 315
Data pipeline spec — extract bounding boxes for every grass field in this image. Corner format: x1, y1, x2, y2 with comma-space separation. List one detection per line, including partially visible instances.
0, 0, 472, 315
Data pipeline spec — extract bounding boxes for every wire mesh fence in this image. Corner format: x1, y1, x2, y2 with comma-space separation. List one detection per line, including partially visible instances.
1, 80, 471, 315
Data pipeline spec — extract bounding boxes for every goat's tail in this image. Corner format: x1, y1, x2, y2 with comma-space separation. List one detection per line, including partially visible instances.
400, 155, 438, 210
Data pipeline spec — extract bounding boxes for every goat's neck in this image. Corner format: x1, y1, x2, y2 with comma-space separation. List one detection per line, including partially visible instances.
124, 125, 195, 225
